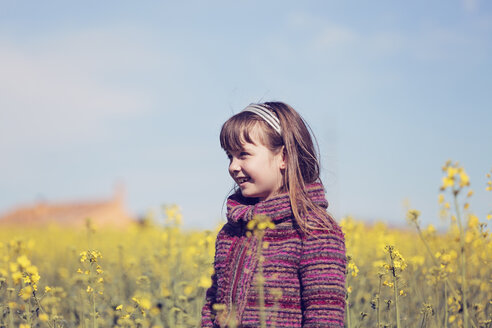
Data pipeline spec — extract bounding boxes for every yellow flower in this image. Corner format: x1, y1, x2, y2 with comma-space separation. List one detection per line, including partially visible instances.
438, 194, 444, 204
116, 304, 123, 311
198, 275, 212, 289
406, 209, 420, 223
247, 220, 257, 230
139, 298, 152, 310
348, 261, 359, 277
19, 285, 33, 300
184, 285, 194, 296
383, 280, 394, 287
408, 255, 425, 266
426, 224, 436, 234
212, 303, 226, 311
79, 251, 88, 263
347, 286, 352, 294
16, 255, 31, 269
39, 313, 49, 322
459, 171, 470, 187
467, 189, 473, 197
442, 176, 454, 189
161, 286, 171, 297
164, 204, 183, 225
11, 271, 22, 285
150, 307, 160, 317
9, 262, 18, 273
26, 265, 38, 275
86, 285, 93, 294
30, 272, 40, 285
89, 250, 102, 263
446, 166, 458, 178
468, 214, 479, 229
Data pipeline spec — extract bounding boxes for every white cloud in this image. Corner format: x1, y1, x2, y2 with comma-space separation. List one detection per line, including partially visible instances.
313, 25, 357, 49
463, 0, 479, 12
285, 10, 488, 63
0, 27, 162, 150
287, 12, 357, 50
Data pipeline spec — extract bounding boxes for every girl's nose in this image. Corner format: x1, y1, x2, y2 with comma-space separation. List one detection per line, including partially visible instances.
229, 158, 240, 173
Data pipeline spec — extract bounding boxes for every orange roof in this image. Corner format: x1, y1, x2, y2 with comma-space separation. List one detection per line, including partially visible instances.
0, 186, 135, 228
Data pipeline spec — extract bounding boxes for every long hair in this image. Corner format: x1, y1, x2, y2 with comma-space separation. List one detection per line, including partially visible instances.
220, 101, 335, 233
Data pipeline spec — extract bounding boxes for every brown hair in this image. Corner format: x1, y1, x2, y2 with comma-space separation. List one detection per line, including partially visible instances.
220, 101, 335, 233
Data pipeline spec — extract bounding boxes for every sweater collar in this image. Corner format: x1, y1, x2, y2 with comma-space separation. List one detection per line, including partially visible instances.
226, 182, 328, 224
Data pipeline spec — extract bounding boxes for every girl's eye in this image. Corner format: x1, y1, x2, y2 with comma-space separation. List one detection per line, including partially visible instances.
240, 152, 249, 157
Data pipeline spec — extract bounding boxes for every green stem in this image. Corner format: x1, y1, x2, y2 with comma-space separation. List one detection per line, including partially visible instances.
453, 191, 469, 328
444, 282, 448, 328
90, 263, 97, 328
26, 295, 32, 327
412, 219, 461, 300
377, 276, 382, 328
92, 291, 97, 328
346, 298, 352, 328
33, 291, 55, 328
256, 232, 267, 328
389, 255, 401, 328
8, 289, 15, 328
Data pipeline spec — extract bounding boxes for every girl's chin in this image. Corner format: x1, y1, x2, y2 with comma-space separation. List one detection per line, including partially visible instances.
240, 189, 268, 200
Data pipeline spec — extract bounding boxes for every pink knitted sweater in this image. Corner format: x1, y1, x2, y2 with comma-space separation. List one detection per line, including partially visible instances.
201, 182, 346, 327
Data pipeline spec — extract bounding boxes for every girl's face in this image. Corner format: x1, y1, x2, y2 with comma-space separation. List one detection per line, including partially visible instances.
227, 130, 286, 201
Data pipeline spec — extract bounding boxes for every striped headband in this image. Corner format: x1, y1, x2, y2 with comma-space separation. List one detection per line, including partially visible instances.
242, 104, 282, 134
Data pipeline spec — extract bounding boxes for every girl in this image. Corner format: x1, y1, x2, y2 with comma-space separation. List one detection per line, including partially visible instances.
201, 102, 346, 327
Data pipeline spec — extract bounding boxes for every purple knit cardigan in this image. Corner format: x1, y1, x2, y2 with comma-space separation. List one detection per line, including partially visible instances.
201, 182, 346, 328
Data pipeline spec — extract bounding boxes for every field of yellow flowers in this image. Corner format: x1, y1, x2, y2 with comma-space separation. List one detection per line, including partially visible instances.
0, 161, 490, 328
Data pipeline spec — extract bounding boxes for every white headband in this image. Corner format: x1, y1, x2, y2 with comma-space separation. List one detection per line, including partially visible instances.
242, 104, 282, 134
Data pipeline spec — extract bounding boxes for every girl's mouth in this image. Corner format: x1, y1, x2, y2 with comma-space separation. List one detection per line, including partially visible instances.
237, 177, 251, 185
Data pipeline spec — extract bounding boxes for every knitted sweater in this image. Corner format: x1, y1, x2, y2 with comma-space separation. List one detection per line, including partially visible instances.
201, 183, 347, 327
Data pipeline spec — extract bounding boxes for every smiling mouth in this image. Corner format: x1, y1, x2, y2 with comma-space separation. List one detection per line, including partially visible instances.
236, 177, 251, 184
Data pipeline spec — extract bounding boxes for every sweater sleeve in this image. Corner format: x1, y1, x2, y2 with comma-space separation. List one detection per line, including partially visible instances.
201, 270, 218, 327
299, 224, 347, 327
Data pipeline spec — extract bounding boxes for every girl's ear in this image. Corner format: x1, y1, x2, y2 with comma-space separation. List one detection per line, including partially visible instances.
279, 146, 287, 169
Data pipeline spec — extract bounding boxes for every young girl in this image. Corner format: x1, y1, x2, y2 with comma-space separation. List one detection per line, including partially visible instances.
201, 102, 346, 327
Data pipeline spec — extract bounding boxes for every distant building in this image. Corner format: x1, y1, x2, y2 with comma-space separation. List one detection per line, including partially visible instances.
0, 185, 134, 228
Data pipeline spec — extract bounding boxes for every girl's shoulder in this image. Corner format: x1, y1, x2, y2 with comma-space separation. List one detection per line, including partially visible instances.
300, 211, 345, 241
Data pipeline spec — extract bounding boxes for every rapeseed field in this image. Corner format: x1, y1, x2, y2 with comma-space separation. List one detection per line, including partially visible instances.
0, 162, 490, 327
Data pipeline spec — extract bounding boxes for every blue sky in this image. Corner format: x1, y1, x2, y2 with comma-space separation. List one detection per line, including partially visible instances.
1, 1, 491, 229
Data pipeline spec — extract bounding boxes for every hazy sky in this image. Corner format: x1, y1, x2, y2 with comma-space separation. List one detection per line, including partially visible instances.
1, 1, 491, 229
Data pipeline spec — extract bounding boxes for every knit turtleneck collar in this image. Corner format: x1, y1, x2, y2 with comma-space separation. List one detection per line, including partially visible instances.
226, 182, 328, 224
